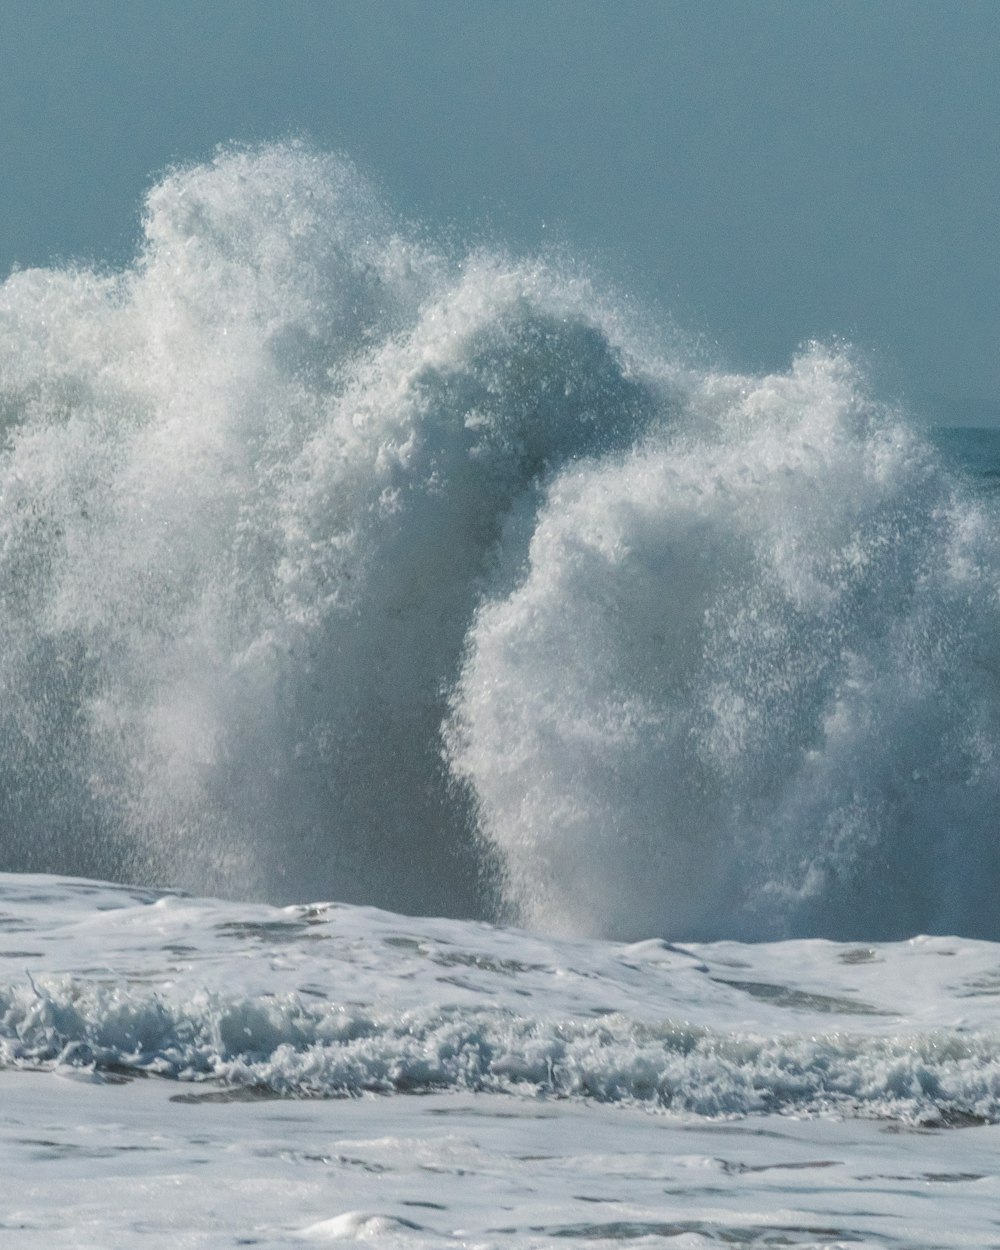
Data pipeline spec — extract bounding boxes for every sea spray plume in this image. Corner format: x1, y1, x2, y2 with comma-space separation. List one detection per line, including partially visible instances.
446, 347, 1000, 941
3, 141, 1000, 939
0, 142, 662, 910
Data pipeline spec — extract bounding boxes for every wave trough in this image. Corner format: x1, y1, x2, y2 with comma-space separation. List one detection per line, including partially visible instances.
1, 142, 999, 941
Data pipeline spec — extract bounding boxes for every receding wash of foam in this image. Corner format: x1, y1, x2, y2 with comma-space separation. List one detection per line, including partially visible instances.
5, 876, 1000, 1126
1, 141, 1000, 942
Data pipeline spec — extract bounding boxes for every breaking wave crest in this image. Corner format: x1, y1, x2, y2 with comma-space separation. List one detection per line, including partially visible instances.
8, 980, 1000, 1124
2, 142, 1000, 940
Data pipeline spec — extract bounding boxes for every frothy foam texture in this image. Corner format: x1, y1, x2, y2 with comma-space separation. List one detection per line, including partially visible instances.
2, 142, 999, 940
4, 875, 1000, 1125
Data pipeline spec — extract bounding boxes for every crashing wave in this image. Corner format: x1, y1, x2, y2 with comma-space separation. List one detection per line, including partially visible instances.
2, 143, 1000, 940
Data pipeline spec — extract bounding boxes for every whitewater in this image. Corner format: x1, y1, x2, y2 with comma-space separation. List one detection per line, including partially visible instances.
3, 143, 1000, 1247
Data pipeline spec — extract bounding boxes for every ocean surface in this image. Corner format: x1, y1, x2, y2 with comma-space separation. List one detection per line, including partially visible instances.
3, 144, 1000, 1246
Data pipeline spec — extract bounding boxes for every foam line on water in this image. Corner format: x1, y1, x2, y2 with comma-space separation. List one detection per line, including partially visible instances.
4, 976, 1000, 1124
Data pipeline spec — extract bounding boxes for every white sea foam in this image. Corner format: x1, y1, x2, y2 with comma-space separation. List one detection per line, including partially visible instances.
2, 875, 1000, 1127
2, 143, 1000, 941
4, 876, 1000, 1249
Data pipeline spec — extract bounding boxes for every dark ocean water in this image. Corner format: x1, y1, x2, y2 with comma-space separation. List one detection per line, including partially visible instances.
931, 425, 1000, 486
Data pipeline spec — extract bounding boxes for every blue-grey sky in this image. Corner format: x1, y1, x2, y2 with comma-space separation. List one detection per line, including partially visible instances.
2, 0, 997, 421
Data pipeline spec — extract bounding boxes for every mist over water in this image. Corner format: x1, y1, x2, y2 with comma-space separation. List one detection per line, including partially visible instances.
2, 142, 999, 941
